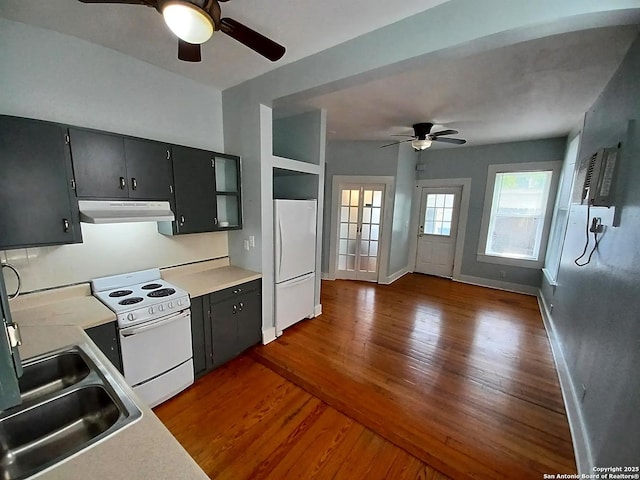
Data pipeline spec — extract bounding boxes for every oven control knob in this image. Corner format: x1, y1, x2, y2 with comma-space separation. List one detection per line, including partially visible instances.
169, 301, 174, 309
177, 299, 183, 306
127, 313, 135, 322
149, 307, 154, 314
158, 304, 164, 311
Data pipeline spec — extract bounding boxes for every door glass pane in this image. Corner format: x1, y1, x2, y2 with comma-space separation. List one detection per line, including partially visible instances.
341, 207, 349, 222
364, 190, 373, 206
371, 208, 381, 224
373, 191, 382, 207
370, 224, 379, 241
424, 194, 455, 236
339, 240, 347, 255
340, 224, 348, 238
360, 241, 369, 256
363, 207, 371, 223
370, 241, 378, 257
349, 207, 358, 223
347, 256, 355, 270
368, 257, 377, 272
361, 224, 370, 240
341, 190, 350, 206
349, 223, 357, 239
338, 256, 346, 270
350, 190, 360, 206
348, 240, 356, 255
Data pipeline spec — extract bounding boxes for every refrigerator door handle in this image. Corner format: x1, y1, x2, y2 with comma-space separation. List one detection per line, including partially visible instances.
280, 273, 314, 287
278, 218, 284, 278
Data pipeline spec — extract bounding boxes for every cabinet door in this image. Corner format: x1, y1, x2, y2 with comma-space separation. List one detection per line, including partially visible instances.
214, 155, 242, 229
124, 138, 172, 200
237, 289, 262, 352
69, 128, 129, 199
85, 322, 123, 374
190, 295, 212, 378
0, 116, 81, 250
172, 146, 217, 234
210, 296, 239, 368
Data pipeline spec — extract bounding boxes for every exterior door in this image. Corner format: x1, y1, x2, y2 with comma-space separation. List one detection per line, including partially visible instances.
336, 184, 385, 282
415, 187, 461, 278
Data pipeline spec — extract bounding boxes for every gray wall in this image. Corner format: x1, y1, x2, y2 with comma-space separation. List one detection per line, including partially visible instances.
273, 111, 323, 164
417, 138, 567, 287
388, 144, 417, 275
541, 34, 640, 468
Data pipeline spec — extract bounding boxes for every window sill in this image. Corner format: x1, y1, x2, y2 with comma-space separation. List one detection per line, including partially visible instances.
476, 253, 543, 269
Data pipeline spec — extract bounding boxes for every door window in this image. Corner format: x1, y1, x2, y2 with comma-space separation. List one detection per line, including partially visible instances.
424, 194, 455, 236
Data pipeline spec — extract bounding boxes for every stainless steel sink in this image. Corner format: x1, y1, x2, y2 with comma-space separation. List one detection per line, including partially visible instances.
0, 345, 142, 480
18, 351, 90, 403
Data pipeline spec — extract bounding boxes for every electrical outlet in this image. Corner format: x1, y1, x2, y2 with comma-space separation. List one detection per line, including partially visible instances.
499, 270, 507, 279
590, 217, 604, 233
243, 239, 250, 251
249, 235, 255, 248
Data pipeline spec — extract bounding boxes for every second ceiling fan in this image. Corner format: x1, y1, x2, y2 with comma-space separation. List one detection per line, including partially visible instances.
381, 123, 467, 151
78, 0, 286, 63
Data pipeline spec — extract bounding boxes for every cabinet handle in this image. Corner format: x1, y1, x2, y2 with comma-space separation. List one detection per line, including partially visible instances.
233, 288, 242, 294
169, 185, 173, 194
179, 215, 185, 226
211, 159, 215, 168
119, 177, 126, 189
62, 218, 70, 233
232, 305, 237, 314
214, 217, 218, 225
167, 150, 171, 160
238, 302, 244, 312
131, 178, 137, 190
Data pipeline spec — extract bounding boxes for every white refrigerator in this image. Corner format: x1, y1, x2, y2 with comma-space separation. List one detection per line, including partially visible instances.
274, 199, 317, 333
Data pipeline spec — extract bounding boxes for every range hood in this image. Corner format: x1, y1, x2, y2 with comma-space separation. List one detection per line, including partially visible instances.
78, 200, 175, 224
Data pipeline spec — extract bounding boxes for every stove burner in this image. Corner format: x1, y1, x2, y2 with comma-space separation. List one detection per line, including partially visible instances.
147, 288, 175, 298
119, 297, 144, 305
141, 283, 163, 290
109, 290, 133, 298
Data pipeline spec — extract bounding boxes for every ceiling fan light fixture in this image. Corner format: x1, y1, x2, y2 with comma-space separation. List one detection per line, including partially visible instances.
412, 138, 432, 150
162, 1, 214, 45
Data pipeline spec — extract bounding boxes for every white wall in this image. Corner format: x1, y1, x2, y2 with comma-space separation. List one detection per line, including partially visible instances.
0, 19, 228, 293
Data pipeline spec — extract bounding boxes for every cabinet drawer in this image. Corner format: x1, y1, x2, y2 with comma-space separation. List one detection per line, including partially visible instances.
209, 279, 261, 304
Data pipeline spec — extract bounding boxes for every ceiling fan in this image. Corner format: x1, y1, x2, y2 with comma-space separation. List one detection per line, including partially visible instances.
381, 123, 467, 151
78, 0, 286, 63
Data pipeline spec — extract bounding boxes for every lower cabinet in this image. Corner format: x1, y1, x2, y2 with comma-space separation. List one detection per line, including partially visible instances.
85, 321, 123, 374
190, 279, 262, 379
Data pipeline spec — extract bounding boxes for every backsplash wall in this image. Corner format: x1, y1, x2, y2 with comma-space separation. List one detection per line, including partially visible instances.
1, 223, 228, 293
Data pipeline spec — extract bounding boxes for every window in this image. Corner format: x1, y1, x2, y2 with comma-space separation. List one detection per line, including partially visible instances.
478, 162, 561, 268
424, 193, 455, 236
544, 135, 580, 284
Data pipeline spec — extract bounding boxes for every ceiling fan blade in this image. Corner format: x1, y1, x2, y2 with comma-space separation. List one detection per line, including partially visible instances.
220, 17, 285, 61
78, 0, 153, 4
380, 139, 413, 148
178, 39, 201, 62
430, 129, 458, 137
432, 137, 467, 145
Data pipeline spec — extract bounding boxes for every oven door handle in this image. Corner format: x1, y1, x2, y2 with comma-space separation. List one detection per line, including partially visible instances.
120, 311, 189, 337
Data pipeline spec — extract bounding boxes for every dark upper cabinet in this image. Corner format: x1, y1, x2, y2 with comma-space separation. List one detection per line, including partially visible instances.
170, 145, 218, 234
123, 138, 172, 200
0, 115, 82, 250
69, 128, 171, 200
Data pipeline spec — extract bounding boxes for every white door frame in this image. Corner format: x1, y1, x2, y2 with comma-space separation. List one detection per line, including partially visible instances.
409, 178, 471, 280
328, 175, 395, 282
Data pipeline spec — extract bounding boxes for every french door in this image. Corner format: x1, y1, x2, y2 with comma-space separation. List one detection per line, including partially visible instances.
335, 184, 385, 281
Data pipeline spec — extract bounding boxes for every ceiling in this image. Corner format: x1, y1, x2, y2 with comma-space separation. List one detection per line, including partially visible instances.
1, 1, 638, 148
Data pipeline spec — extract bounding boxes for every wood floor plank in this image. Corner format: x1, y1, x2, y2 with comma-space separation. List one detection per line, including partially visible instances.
252, 274, 576, 480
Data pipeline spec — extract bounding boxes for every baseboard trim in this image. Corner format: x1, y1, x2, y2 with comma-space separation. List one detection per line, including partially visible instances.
454, 274, 538, 296
262, 327, 277, 345
321, 272, 333, 280
379, 267, 410, 285
537, 291, 592, 475
314, 304, 323, 317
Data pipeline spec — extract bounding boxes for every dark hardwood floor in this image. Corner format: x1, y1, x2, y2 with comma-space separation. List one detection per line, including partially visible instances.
156, 274, 575, 480
155, 355, 449, 479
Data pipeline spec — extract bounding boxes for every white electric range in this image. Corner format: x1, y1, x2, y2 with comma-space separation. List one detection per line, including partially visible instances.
91, 268, 193, 408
